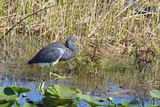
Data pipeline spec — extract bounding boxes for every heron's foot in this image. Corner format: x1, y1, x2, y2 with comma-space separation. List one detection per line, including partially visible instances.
49, 72, 70, 81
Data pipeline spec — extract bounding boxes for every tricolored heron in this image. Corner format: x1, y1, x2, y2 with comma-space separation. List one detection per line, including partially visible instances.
28, 36, 86, 80
128, 1, 159, 18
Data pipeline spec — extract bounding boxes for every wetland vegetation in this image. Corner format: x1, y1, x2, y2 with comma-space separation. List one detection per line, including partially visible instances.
0, 0, 160, 106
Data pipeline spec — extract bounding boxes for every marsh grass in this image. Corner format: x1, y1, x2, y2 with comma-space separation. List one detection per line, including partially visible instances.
0, 0, 160, 103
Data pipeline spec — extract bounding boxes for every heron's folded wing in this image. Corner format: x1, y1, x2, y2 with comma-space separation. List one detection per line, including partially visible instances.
30, 48, 64, 63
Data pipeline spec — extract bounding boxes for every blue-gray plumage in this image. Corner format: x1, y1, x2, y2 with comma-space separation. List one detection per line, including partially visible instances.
128, 1, 160, 17
28, 36, 80, 66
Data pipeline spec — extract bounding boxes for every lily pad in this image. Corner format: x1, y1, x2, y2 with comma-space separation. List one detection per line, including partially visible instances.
145, 105, 159, 107
10, 86, 31, 96
15, 102, 21, 107
0, 87, 17, 101
45, 85, 81, 99
0, 101, 15, 107
112, 102, 125, 107
122, 100, 140, 107
43, 85, 107, 106
78, 94, 107, 106
42, 96, 73, 106
150, 90, 160, 100
44, 85, 59, 97
23, 102, 38, 107
122, 101, 131, 106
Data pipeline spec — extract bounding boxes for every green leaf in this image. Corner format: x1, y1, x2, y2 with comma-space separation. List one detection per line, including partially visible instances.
43, 85, 82, 106
44, 85, 107, 106
45, 85, 81, 99
150, 90, 160, 100
10, 86, 31, 96
0, 101, 15, 107
72, 100, 81, 107
89, 95, 106, 102
146, 105, 159, 107
0, 87, 17, 101
122, 101, 130, 106
38, 79, 45, 95
122, 100, 140, 107
44, 85, 59, 97
23, 102, 38, 107
15, 102, 21, 107
78, 94, 107, 106
55, 85, 80, 99
42, 97, 73, 106
112, 102, 126, 107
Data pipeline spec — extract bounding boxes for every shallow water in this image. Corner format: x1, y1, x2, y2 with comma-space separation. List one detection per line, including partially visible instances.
0, 61, 160, 107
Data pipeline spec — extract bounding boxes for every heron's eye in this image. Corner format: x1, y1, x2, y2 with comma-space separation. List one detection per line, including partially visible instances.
75, 40, 78, 43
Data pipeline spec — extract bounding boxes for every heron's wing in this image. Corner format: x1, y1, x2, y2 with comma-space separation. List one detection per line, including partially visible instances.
28, 42, 67, 64
30, 47, 65, 63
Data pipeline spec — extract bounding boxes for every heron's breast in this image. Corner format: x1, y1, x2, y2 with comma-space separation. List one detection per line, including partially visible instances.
39, 63, 51, 66
38, 59, 59, 66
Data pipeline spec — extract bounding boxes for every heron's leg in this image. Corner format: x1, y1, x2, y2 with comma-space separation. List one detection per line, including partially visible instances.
41, 67, 45, 75
49, 71, 51, 83
49, 66, 58, 83
50, 72, 69, 80
53, 66, 58, 71
49, 65, 70, 83
49, 66, 53, 83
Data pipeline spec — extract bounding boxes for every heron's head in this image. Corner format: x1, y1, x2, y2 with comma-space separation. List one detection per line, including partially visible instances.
66, 36, 87, 49
66, 36, 78, 49
67, 36, 77, 43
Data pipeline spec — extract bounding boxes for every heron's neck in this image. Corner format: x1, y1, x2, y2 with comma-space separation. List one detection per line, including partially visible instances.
67, 42, 77, 57
60, 43, 77, 61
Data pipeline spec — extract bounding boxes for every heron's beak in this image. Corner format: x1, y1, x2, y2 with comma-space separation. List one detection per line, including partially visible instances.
75, 40, 87, 50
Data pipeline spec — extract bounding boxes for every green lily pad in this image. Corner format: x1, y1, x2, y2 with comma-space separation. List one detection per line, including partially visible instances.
23, 102, 38, 107
0, 101, 15, 107
112, 102, 125, 107
45, 85, 81, 99
44, 85, 107, 106
0, 87, 17, 101
146, 105, 159, 107
15, 102, 21, 107
78, 94, 107, 106
72, 99, 81, 107
42, 96, 73, 106
44, 85, 59, 97
10, 86, 31, 96
122, 101, 131, 106
150, 90, 160, 100
122, 100, 140, 107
